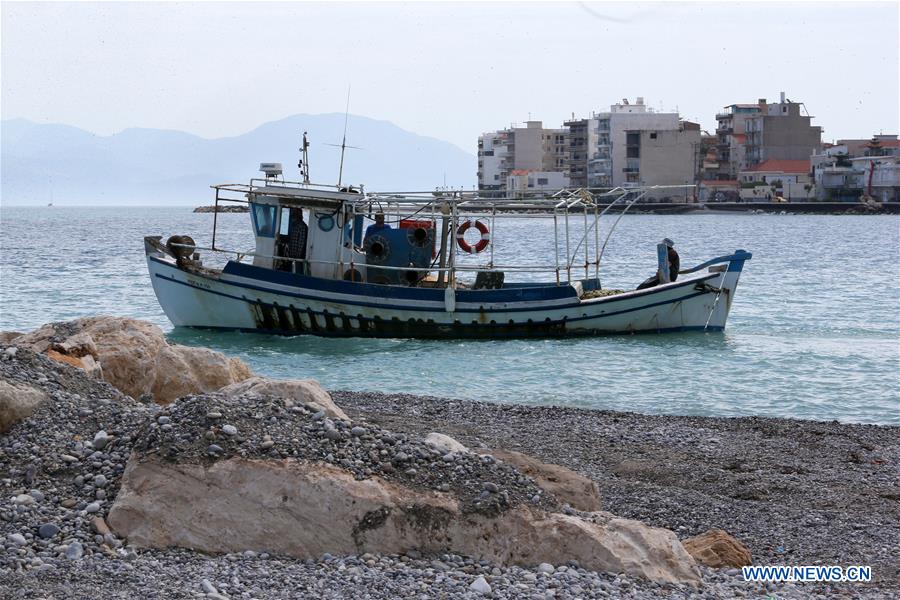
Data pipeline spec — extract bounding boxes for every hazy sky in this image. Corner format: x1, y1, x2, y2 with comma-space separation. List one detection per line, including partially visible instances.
2, 1, 898, 151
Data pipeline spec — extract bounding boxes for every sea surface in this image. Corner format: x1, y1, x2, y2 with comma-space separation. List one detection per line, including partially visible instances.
1, 205, 898, 425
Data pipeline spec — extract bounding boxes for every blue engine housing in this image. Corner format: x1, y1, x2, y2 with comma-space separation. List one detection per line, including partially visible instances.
365, 227, 435, 285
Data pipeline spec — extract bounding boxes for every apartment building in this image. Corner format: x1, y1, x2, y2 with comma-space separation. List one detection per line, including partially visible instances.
623, 121, 701, 200
477, 121, 567, 194
714, 103, 762, 179
565, 98, 682, 189
744, 93, 822, 167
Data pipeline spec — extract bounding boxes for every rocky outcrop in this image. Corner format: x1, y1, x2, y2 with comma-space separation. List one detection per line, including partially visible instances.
682, 529, 752, 568
109, 457, 699, 584
0, 377, 49, 433
0, 332, 22, 344
487, 449, 603, 512
218, 377, 348, 421
193, 205, 250, 213
13, 317, 252, 403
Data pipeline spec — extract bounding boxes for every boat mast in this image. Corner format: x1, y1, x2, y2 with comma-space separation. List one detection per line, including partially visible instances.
299, 131, 310, 184
337, 87, 351, 187
325, 87, 361, 188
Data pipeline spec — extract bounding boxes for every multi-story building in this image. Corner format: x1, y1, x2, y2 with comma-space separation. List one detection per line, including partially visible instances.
714, 103, 762, 179
565, 98, 682, 189
477, 121, 567, 194
562, 117, 592, 188
743, 93, 822, 167
623, 121, 701, 200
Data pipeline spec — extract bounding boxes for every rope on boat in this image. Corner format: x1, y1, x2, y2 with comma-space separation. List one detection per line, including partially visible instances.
704, 281, 727, 330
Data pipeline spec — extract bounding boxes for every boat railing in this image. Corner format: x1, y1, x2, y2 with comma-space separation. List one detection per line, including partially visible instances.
164, 242, 743, 292
200, 183, 698, 288
166, 242, 567, 275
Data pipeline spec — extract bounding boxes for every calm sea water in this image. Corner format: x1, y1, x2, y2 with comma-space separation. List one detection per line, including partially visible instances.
1, 205, 898, 425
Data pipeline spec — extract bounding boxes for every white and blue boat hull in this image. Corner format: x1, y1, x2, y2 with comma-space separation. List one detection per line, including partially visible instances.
146, 246, 751, 338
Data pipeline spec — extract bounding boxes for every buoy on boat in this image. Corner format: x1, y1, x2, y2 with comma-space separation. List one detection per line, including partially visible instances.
456, 220, 490, 254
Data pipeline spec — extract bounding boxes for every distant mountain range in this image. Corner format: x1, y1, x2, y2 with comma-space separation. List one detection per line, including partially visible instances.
0, 114, 475, 205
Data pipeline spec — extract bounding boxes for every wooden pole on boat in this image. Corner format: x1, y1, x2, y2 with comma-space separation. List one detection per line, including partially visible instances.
436, 200, 451, 287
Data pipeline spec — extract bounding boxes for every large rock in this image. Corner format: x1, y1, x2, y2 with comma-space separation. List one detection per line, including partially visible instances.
682, 529, 752, 568
14, 317, 252, 404
218, 377, 348, 421
0, 332, 23, 344
487, 449, 602, 512
0, 378, 49, 433
109, 457, 699, 584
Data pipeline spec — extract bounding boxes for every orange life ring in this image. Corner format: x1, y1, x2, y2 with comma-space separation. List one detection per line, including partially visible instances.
456, 220, 490, 254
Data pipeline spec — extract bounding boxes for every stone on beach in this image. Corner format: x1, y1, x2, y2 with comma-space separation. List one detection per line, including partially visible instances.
683, 529, 753, 568
469, 575, 492, 595
0, 377, 49, 433
0, 332, 23, 344
108, 456, 700, 584
423, 432, 470, 455
12, 317, 253, 403
218, 376, 349, 421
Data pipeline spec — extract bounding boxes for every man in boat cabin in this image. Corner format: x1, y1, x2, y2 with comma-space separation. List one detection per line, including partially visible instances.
364, 210, 391, 240
276, 207, 308, 273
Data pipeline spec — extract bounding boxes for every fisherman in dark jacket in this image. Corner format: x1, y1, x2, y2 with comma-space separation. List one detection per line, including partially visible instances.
637, 238, 680, 290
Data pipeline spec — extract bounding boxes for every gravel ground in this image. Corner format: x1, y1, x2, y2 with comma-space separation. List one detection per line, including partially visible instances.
2, 346, 897, 599
334, 390, 900, 598
135, 393, 559, 517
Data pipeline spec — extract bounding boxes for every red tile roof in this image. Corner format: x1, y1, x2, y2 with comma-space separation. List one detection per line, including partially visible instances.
746, 159, 810, 173
510, 169, 533, 175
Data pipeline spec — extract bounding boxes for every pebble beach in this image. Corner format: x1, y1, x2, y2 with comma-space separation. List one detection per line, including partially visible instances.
2, 332, 898, 599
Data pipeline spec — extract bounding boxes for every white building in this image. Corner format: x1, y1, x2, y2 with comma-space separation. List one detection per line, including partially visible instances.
477, 131, 507, 193
566, 98, 682, 188
738, 159, 813, 202
505, 169, 570, 196
477, 121, 567, 195
811, 135, 899, 201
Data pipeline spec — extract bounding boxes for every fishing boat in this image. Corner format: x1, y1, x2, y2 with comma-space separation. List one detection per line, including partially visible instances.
145, 145, 751, 338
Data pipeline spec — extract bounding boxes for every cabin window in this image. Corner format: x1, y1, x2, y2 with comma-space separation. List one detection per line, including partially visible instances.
251, 203, 277, 237
279, 207, 291, 236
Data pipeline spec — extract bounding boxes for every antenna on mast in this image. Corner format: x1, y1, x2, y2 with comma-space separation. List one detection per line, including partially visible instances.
298, 131, 310, 184
325, 86, 362, 187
